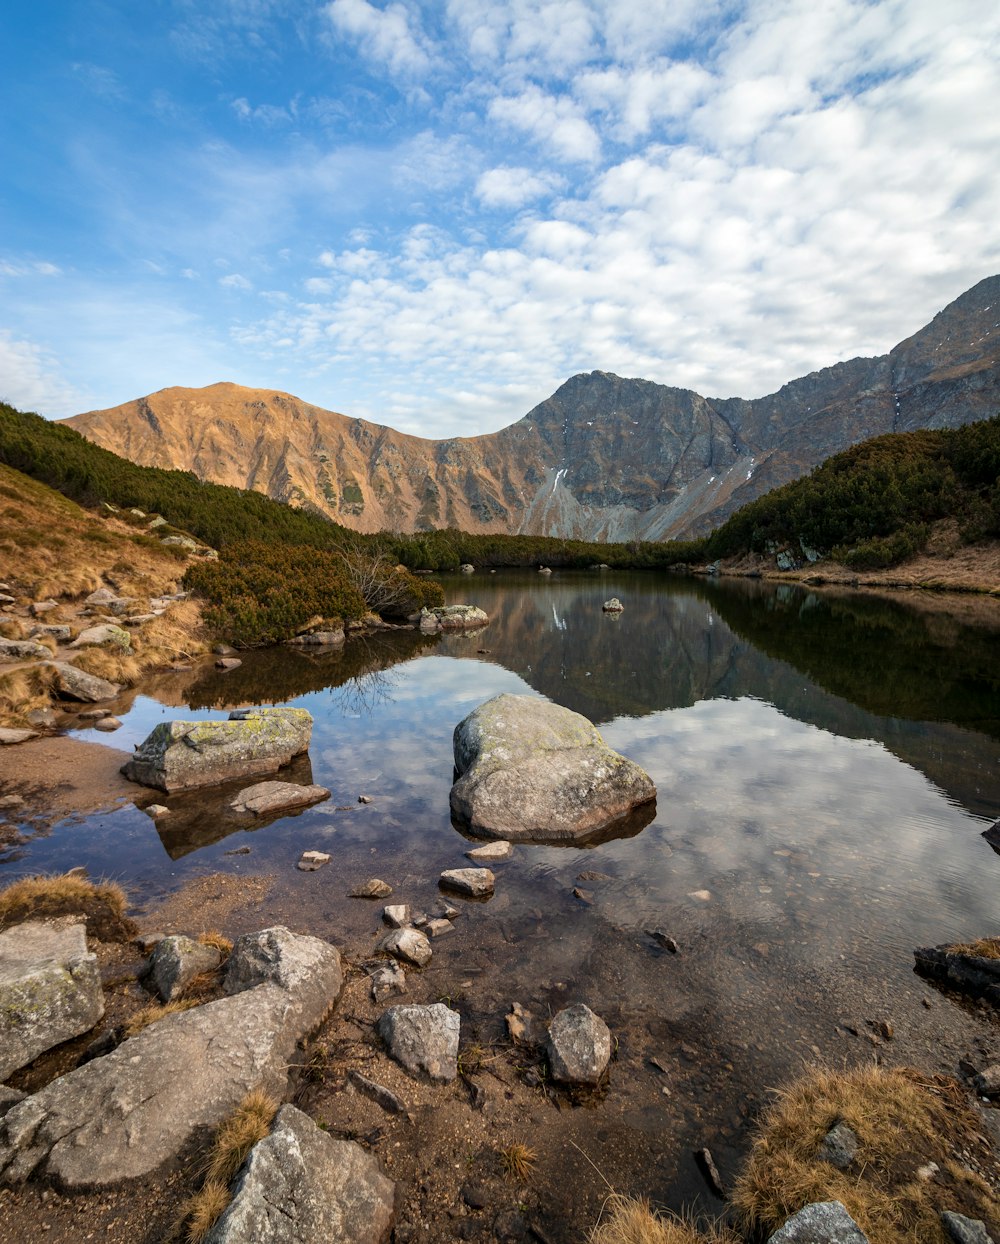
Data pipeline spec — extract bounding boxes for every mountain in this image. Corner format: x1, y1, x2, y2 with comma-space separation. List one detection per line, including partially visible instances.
63, 275, 1000, 541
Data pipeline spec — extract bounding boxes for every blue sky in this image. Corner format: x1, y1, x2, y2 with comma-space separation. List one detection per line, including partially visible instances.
1, 0, 998, 437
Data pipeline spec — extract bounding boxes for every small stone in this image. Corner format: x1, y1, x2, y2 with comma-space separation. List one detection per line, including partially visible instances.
916, 1162, 939, 1180
215, 657, 242, 671
378, 1002, 460, 1082
348, 1070, 411, 1118
297, 850, 331, 872
426, 919, 455, 938
148, 934, 222, 1002
434, 901, 460, 921
370, 960, 407, 1003
379, 927, 432, 967
145, 804, 169, 818
351, 878, 392, 899
93, 716, 122, 732
816, 1122, 858, 1169
573, 887, 594, 904
465, 840, 512, 863
940, 1211, 995, 1244
601, 597, 624, 612
78, 709, 111, 720
358, 794, 373, 803
0, 728, 38, 745
439, 868, 495, 898
647, 929, 679, 953
213, 643, 237, 656
383, 905, 410, 928
230, 781, 330, 816
546, 1003, 611, 1085
877, 1020, 893, 1040
688, 889, 712, 902
695, 1147, 725, 1197
973, 1064, 1000, 1096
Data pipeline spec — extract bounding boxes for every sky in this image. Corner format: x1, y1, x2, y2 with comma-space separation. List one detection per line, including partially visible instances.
1, 0, 998, 438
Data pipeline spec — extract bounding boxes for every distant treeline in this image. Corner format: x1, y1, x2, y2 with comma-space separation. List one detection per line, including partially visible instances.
705, 416, 1000, 568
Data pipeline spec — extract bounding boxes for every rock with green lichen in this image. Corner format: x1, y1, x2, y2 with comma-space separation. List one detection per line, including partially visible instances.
450, 693, 655, 842
0, 917, 104, 1080
121, 706, 313, 793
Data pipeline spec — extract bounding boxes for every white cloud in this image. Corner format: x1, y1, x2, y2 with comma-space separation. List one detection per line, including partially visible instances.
219, 273, 253, 290
325, 0, 433, 76
0, 331, 85, 415
489, 86, 601, 163
475, 166, 564, 208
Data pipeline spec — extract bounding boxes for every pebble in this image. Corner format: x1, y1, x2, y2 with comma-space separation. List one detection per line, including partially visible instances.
426, 918, 455, 938
297, 850, 330, 871
93, 716, 122, 732
350, 878, 393, 899
439, 868, 495, 898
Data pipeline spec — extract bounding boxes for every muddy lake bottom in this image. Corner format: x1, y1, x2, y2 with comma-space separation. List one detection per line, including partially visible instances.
2, 571, 1000, 1242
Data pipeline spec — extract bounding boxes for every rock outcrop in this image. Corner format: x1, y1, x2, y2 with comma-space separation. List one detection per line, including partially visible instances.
0, 918, 104, 1080
450, 693, 656, 841
121, 706, 313, 792
0, 926, 341, 1188
205, 1104, 395, 1244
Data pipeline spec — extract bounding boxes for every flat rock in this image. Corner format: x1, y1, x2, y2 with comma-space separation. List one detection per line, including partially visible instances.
0, 918, 104, 1080
297, 850, 331, 872
229, 780, 330, 816
69, 624, 131, 651
148, 934, 222, 1002
465, 840, 512, 863
49, 661, 121, 702
0, 728, 38, 745
439, 868, 495, 897
29, 600, 58, 617
767, 1203, 870, 1244
121, 706, 313, 793
378, 928, 431, 968
0, 638, 51, 660
425, 919, 454, 938
370, 960, 407, 1003
0, 926, 341, 1188
450, 693, 655, 842
419, 605, 489, 632
378, 1003, 460, 1082
205, 1104, 395, 1244
215, 657, 242, 671
29, 624, 71, 642
546, 1003, 611, 1085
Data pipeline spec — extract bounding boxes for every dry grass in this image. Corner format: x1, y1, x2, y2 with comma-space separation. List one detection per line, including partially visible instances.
197, 931, 234, 956
500, 1143, 537, 1181
181, 1090, 279, 1243
123, 998, 201, 1039
0, 665, 55, 725
731, 1064, 998, 1244
589, 1196, 733, 1244
0, 872, 132, 940
944, 937, 1000, 959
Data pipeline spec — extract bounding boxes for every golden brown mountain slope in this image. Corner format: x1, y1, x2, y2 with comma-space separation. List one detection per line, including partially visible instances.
64, 275, 1000, 540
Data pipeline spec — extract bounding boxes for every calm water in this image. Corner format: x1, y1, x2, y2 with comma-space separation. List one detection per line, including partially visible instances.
5, 570, 1000, 1211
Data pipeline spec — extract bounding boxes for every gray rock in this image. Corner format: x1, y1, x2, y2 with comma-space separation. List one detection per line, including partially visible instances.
767, 1202, 870, 1244
297, 850, 330, 872
123, 614, 157, 627
546, 1004, 611, 1085
25, 707, 57, 729
205, 1104, 395, 1244
29, 600, 58, 617
450, 693, 655, 842
941, 1212, 995, 1244
383, 905, 410, 928
816, 1121, 858, 1169
378, 928, 431, 968
439, 868, 495, 897
49, 662, 121, 702
465, 840, 512, 863
160, 534, 198, 551
973, 1064, 1000, 1096
776, 550, 798, 571
370, 960, 406, 1003
148, 934, 222, 1002
378, 1003, 460, 1081
215, 657, 242, 671
121, 706, 313, 793
286, 629, 346, 646
459, 564, 475, 574
92, 716, 122, 732
84, 588, 119, 607
425, 919, 454, 938
0, 728, 38, 745
213, 643, 238, 656
0, 918, 104, 1080
419, 604, 489, 632
69, 624, 131, 651
0, 927, 343, 1188
348, 1070, 410, 1117
351, 878, 393, 899
145, 804, 169, 818
29, 624, 71, 642
229, 780, 330, 816
0, 638, 51, 660
0, 1087, 26, 1119
601, 597, 624, 612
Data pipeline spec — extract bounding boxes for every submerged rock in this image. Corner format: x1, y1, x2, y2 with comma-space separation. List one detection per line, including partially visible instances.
419, 605, 489, 632
205, 1104, 395, 1244
121, 706, 313, 793
439, 867, 495, 897
601, 598, 624, 612
450, 693, 656, 842
229, 780, 330, 816
0, 918, 104, 1080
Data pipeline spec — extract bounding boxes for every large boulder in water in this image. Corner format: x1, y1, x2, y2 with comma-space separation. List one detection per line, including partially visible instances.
121, 706, 313, 793
450, 693, 655, 842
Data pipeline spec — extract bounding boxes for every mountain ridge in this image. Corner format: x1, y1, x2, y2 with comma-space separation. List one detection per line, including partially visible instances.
63, 275, 1000, 540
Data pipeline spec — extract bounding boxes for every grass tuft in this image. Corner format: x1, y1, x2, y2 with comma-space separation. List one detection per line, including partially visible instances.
0, 872, 133, 940
944, 936, 1000, 959
731, 1063, 998, 1244
500, 1143, 537, 1182
184, 1180, 230, 1244
589, 1195, 734, 1244
123, 998, 201, 1039
197, 930, 234, 957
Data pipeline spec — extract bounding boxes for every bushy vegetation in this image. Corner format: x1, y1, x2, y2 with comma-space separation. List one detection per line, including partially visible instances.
706, 417, 1000, 566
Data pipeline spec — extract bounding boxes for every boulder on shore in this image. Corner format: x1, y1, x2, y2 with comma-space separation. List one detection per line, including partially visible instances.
450, 693, 656, 842
0, 918, 104, 1080
49, 662, 121, 702
121, 706, 313, 793
419, 605, 488, 632
546, 1003, 611, 1085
